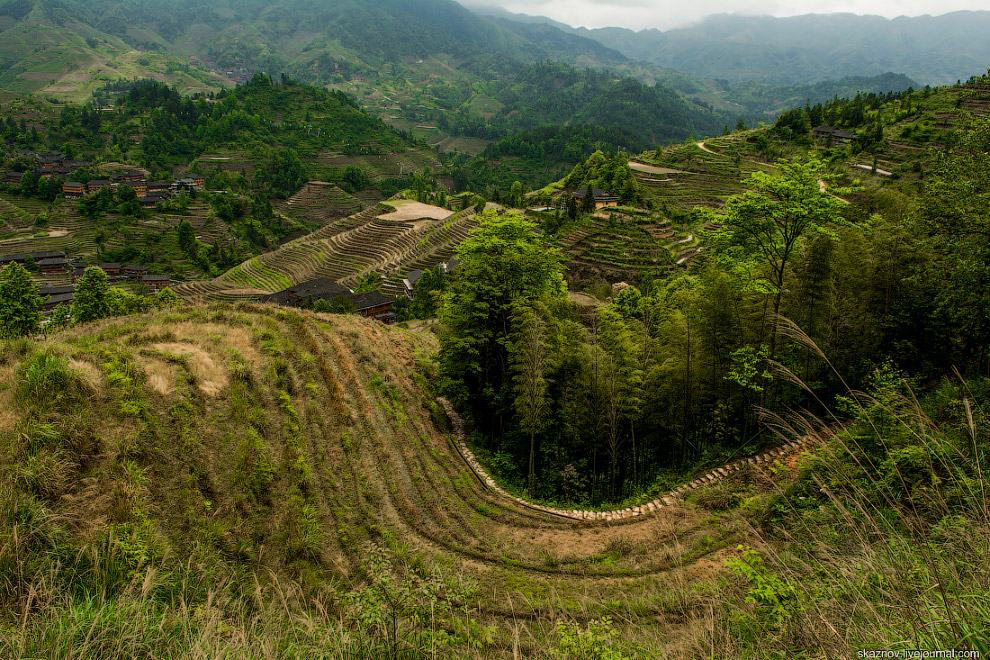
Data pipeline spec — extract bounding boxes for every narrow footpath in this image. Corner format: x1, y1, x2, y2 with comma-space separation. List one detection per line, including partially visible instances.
438, 397, 815, 522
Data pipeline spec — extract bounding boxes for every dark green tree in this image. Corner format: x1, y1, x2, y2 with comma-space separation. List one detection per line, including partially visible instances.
438, 211, 566, 442
177, 220, 196, 256
73, 267, 112, 324
0, 263, 43, 338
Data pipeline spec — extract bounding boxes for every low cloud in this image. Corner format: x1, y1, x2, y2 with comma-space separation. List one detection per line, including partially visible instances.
459, 0, 990, 30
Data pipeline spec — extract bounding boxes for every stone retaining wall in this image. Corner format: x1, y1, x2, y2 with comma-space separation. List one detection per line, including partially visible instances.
438, 397, 814, 522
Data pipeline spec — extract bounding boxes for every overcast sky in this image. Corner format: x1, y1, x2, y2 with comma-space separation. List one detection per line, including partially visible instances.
459, 0, 990, 31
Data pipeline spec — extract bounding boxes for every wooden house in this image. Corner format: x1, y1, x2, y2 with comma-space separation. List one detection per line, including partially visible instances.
141, 190, 170, 207
142, 274, 172, 294
573, 187, 620, 209
126, 181, 148, 197
402, 269, 424, 299
813, 126, 856, 145
349, 291, 395, 323
62, 181, 87, 198
263, 279, 352, 307
99, 262, 122, 278
38, 257, 70, 275
39, 285, 75, 311
123, 264, 150, 280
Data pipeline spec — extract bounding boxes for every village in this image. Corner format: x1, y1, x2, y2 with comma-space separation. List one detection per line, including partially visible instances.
2, 149, 206, 207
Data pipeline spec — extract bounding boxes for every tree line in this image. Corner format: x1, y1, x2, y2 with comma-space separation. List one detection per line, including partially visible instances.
436, 116, 990, 505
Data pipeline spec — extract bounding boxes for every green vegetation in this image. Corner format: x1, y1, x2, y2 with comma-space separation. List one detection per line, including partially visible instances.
0, 261, 41, 338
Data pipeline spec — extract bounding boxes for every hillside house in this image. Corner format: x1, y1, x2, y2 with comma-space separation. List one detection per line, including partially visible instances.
126, 181, 148, 197
350, 291, 395, 323
573, 187, 620, 209
99, 262, 122, 279
38, 257, 70, 275
125, 170, 145, 182
87, 180, 110, 193
4, 172, 24, 185
62, 181, 86, 198
142, 190, 170, 207
402, 269, 424, 299
263, 279, 352, 307
39, 285, 75, 311
142, 274, 172, 294
1, 250, 67, 267
123, 264, 150, 280
813, 126, 856, 145
262, 278, 395, 323
172, 178, 198, 193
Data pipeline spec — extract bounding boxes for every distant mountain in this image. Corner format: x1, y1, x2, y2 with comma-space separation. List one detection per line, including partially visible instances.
482, 9, 990, 87
0, 0, 729, 157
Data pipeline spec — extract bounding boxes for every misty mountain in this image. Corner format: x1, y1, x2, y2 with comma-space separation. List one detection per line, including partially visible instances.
481, 8, 990, 87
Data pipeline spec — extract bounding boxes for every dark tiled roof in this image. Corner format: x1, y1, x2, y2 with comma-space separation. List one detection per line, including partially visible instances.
349, 291, 394, 312
99, 262, 122, 269
37, 258, 69, 266
286, 278, 351, 299
123, 264, 149, 272
444, 256, 461, 272
63, 181, 86, 188
2, 250, 66, 263
43, 293, 74, 306
143, 274, 171, 282
404, 269, 424, 287
88, 179, 110, 186
39, 285, 75, 296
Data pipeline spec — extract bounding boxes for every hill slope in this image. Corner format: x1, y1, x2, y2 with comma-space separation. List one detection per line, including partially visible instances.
0, 305, 760, 657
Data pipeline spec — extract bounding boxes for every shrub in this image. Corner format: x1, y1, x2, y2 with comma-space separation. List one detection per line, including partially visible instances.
16, 351, 78, 411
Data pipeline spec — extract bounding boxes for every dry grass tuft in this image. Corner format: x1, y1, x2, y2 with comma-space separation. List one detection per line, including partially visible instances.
68, 358, 102, 391
142, 359, 176, 396
153, 342, 228, 396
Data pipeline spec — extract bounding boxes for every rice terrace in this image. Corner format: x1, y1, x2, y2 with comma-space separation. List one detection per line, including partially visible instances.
3, 0, 990, 658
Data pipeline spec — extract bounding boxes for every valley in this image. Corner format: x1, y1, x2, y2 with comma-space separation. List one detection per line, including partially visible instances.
2, 2, 990, 658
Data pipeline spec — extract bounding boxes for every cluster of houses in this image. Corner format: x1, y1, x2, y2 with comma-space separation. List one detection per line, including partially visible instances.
0, 250, 173, 308
3, 150, 91, 185
61, 171, 205, 206
0, 150, 206, 206
262, 278, 396, 324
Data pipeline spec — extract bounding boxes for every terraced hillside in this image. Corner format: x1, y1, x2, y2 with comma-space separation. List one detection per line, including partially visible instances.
0, 305, 809, 657
0, 193, 244, 282
558, 211, 682, 282
175, 201, 478, 302
274, 182, 364, 228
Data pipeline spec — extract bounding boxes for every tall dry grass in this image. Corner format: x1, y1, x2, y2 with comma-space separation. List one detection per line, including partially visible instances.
696, 322, 990, 658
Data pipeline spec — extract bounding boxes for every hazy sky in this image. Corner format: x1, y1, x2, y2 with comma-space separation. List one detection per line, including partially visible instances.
459, 0, 989, 30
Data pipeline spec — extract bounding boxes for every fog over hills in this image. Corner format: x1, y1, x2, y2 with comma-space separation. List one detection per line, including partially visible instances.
474, 6, 990, 86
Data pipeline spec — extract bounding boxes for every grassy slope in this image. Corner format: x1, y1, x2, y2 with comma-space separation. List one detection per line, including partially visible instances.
0, 305, 758, 658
